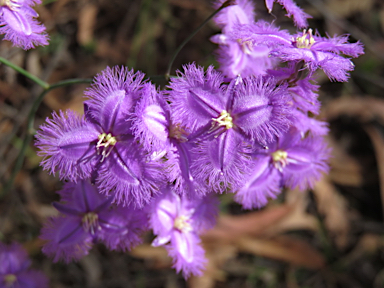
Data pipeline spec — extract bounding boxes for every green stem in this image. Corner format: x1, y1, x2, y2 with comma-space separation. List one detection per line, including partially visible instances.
1, 78, 93, 198
0, 57, 50, 89
165, 0, 234, 80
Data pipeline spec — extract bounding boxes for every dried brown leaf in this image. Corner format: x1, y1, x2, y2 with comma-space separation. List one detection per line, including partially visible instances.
265, 189, 318, 235
327, 135, 363, 186
196, 198, 324, 287
77, 3, 98, 45
130, 244, 172, 269
313, 177, 350, 249
365, 125, 384, 219
322, 96, 384, 125
80, 254, 102, 287
26, 51, 42, 78
340, 234, 384, 266
206, 204, 293, 240
188, 244, 236, 288
236, 235, 325, 269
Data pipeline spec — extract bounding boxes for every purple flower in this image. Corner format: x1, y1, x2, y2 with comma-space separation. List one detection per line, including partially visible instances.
0, 0, 49, 50
0, 242, 48, 288
264, 0, 311, 28
213, 0, 255, 33
35, 66, 165, 207
233, 25, 364, 81
212, 20, 292, 78
130, 83, 170, 153
271, 29, 365, 82
149, 187, 218, 278
235, 128, 330, 209
291, 109, 329, 136
230, 21, 292, 48
40, 180, 148, 263
211, 2, 277, 78
267, 63, 328, 136
130, 82, 204, 196
168, 64, 293, 192
168, 64, 292, 143
211, 35, 276, 78
268, 62, 320, 115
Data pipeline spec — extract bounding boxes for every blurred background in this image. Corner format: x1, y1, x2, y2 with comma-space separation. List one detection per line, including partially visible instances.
1, 0, 384, 287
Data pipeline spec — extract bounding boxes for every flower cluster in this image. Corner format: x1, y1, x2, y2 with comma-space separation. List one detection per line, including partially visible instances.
0, 242, 48, 288
34, 0, 364, 279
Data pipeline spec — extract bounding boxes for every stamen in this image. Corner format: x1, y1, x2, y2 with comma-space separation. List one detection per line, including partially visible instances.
169, 123, 189, 142
174, 215, 192, 233
295, 29, 315, 49
271, 149, 288, 172
212, 110, 233, 130
4, 274, 17, 285
237, 39, 253, 55
96, 133, 117, 162
82, 212, 99, 235
0, 0, 21, 10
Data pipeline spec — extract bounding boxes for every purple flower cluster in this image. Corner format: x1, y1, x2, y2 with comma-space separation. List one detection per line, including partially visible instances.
36, 67, 164, 207
0, 242, 48, 288
0, 0, 48, 49
35, 0, 364, 279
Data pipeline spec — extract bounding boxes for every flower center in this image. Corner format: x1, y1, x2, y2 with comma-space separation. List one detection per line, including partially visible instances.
169, 123, 188, 142
174, 215, 192, 233
96, 133, 117, 162
82, 212, 99, 235
4, 274, 17, 285
272, 149, 288, 172
0, 0, 20, 10
212, 110, 233, 130
237, 39, 253, 55
295, 29, 315, 49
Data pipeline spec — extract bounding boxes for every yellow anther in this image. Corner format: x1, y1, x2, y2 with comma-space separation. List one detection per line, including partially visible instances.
4, 274, 17, 285
82, 212, 99, 234
237, 39, 253, 55
295, 29, 315, 49
271, 149, 288, 172
98, 133, 106, 140
174, 215, 192, 232
169, 123, 189, 142
96, 133, 117, 161
212, 110, 233, 130
105, 133, 117, 145
272, 150, 288, 162
0, 0, 21, 9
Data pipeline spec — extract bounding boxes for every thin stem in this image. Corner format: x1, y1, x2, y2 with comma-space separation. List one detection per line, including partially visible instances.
0, 57, 50, 89
1, 78, 93, 198
165, 0, 234, 80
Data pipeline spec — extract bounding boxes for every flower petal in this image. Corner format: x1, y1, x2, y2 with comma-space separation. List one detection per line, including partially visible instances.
35, 110, 100, 181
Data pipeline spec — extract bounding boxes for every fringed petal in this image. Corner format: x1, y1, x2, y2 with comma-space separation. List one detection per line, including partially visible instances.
35, 110, 100, 181
168, 232, 206, 278
167, 64, 226, 133
84, 66, 145, 131
235, 155, 281, 209
96, 140, 164, 207
40, 216, 92, 263
0, 5, 49, 50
